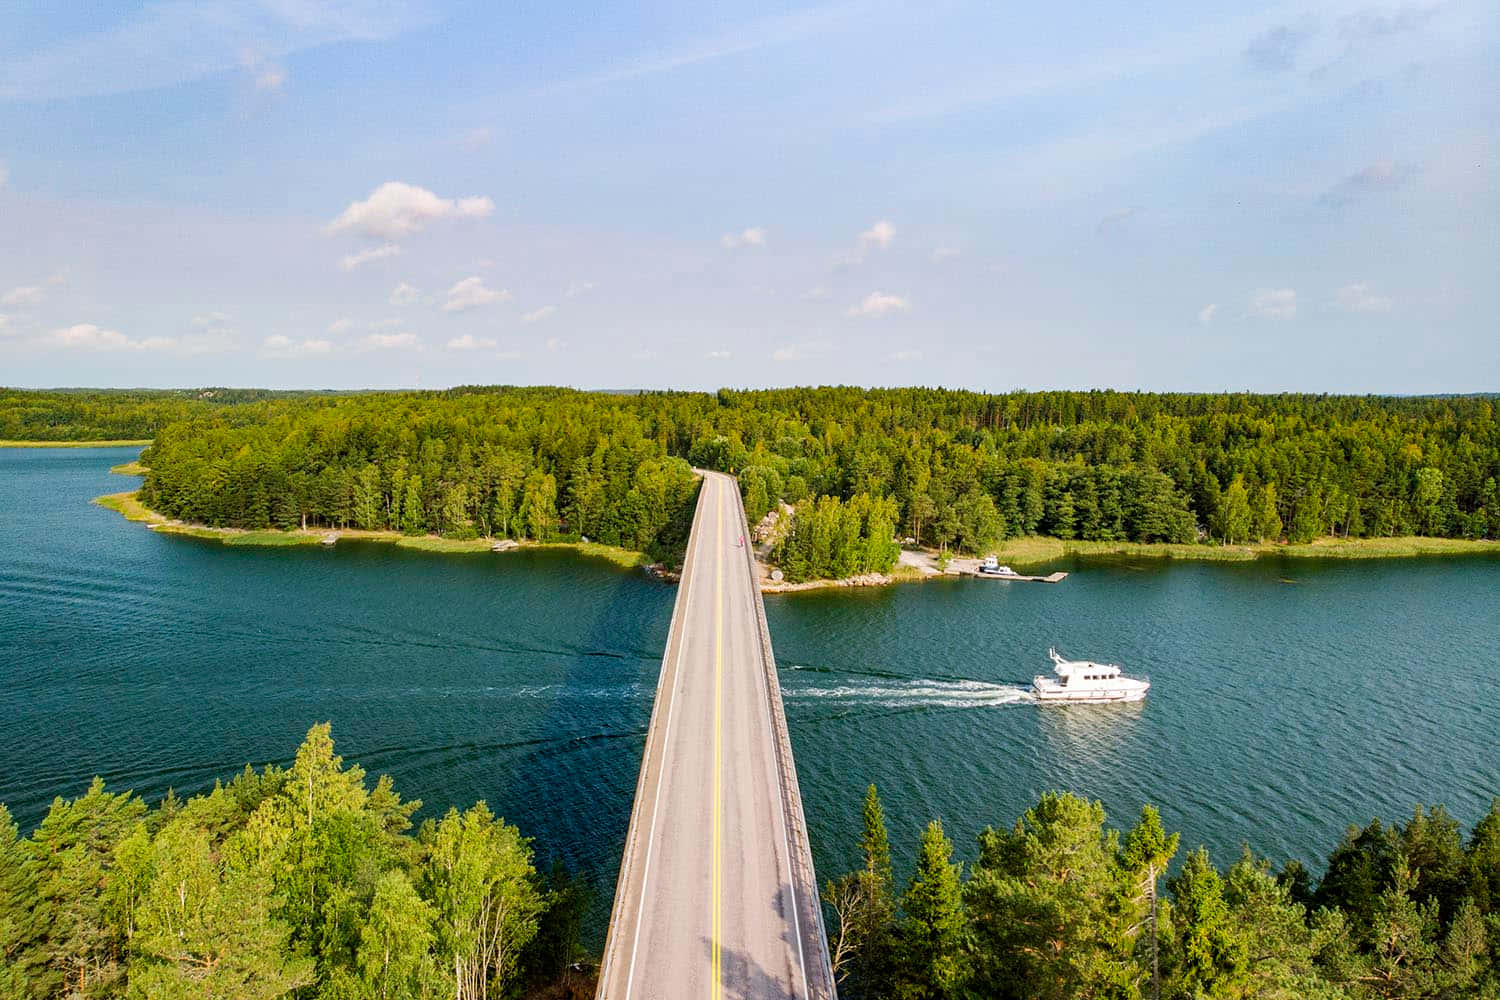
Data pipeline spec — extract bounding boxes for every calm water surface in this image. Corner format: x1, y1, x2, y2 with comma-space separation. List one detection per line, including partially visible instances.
3, 448, 1497, 943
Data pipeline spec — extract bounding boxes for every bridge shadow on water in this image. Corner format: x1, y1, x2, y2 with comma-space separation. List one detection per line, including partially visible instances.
483, 548, 677, 951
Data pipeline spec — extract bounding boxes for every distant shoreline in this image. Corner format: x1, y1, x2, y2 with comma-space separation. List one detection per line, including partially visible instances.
93, 489, 655, 572
1, 439, 152, 448
757, 533, 1500, 594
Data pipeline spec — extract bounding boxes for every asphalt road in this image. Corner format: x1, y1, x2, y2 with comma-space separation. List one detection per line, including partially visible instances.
597, 471, 833, 1000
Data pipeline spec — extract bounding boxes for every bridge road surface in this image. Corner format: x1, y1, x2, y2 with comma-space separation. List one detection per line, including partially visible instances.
597, 471, 836, 1000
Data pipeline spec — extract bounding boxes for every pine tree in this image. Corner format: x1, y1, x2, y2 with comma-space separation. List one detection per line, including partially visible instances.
896, 821, 967, 1000
1122, 805, 1178, 1000
1167, 848, 1247, 999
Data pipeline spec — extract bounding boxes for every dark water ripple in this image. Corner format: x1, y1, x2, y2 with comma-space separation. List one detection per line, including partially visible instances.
3, 448, 1499, 948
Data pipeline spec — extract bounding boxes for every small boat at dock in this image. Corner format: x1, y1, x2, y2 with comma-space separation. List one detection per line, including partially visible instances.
1033, 648, 1149, 703
977, 556, 1018, 577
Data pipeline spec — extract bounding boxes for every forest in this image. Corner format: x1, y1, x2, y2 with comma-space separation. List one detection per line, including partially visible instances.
5, 746, 1495, 1000
826, 786, 1500, 1000
5, 386, 1499, 578
0, 726, 591, 1000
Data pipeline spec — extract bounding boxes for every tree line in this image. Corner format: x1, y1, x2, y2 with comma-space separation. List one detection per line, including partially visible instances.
826, 785, 1500, 999
6, 386, 1497, 574
0, 726, 591, 1000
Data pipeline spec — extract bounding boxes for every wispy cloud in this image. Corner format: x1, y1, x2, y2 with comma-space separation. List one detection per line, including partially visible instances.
326, 182, 494, 240
1, 1, 434, 102
339, 243, 401, 272
0, 161, 8, 189
930, 246, 960, 263
1319, 161, 1412, 208
565, 280, 594, 298
1198, 303, 1219, 325
2, 286, 43, 307
521, 305, 556, 324
847, 291, 910, 318
858, 220, 895, 251
1244, 20, 1317, 73
706, 349, 732, 360
442, 277, 508, 313
46, 323, 179, 352
447, 334, 497, 351
890, 349, 922, 361
390, 282, 423, 306
1250, 288, 1297, 320
241, 51, 286, 92
327, 317, 354, 334
1334, 281, 1393, 313
361, 332, 419, 350
532, 1, 865, 95
721, 226, 767, 250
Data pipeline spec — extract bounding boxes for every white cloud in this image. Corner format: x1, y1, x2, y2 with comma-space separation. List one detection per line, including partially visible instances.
46, 323, 175, 352
0, 161, 8, 189
326, 182, 495, 240
720, 226, 767, 249
931, 246, 960, 263
706, 349, 732, 360
1250, 288, 1298, 320
847, 291, 911, 318
802, 285, 830, 302
858, 220, 895, 251
3, 286, 43, 307
339, 243, 401, 271
389, 282, 422, 306
890, 349, 923, 361
1334, 281, 1393, 313
447, 334, 498, 351
521, 305, 556, 324
361, 332, 419, 350
0, 315, 10, 335
442, 276, 509, 313
191, 311, 228, 327
327, 317, 354, 334
261, 335, 333, 359
565, 280, 594, 298
1198, 303, 1219, 325
545, 337, 566, 352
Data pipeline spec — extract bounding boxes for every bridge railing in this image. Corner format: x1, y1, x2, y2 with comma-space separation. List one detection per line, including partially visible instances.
730, 479, 838, 1000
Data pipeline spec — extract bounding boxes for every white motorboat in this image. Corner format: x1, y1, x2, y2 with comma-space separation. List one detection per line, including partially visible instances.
1033, 648, 1149, 703
978, 556, 1018, 576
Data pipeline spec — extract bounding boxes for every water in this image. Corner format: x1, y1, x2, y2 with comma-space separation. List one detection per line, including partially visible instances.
3, 448, 1498, 944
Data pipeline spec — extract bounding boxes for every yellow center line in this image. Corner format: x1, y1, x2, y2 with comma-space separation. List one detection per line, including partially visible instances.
711, 482, 724, 1000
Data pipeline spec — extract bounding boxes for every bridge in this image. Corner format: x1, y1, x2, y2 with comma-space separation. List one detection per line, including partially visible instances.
597, 471, 837, 999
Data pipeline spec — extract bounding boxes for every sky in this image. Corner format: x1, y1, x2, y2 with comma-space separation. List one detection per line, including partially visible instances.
0, 0, 1495, 393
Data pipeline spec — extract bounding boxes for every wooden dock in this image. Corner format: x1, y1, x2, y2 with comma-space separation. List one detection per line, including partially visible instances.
967, 570, 1068, 583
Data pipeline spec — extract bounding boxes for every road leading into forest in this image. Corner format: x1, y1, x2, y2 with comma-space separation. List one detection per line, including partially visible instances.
597, 470, 835, 1000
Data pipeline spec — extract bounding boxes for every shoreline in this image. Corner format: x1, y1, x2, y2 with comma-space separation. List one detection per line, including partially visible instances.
1, 438, 152, 448
93, 489, 657, 572
756, 534, 1500, 594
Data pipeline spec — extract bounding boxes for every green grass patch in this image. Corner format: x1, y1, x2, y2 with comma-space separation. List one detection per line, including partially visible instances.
530, 540, 651, 568
394, 535, 494, 553
109, 460, 148, 475
221, 531, 324, 547
93, 491, 158, 523
0, 439, 152, 448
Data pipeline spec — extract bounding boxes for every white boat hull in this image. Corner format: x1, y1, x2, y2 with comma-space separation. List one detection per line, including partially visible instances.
1033, 677, 1149, 703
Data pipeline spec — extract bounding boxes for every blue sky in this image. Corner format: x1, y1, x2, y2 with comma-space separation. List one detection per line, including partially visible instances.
1, 0, 1495, 392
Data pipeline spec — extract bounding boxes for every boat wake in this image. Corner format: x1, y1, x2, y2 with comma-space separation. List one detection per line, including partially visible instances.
785, 671, 1035, 710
